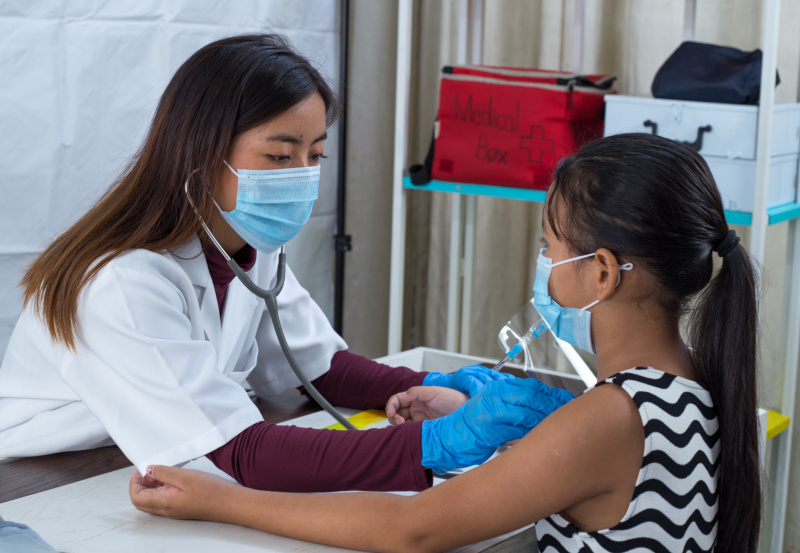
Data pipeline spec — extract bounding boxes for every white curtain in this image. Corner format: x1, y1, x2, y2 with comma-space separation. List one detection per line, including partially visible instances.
0, 0, 342, 359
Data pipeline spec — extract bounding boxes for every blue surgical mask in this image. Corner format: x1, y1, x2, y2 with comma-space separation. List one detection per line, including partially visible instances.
533, 248, 632, 353
217, 161, 320, 253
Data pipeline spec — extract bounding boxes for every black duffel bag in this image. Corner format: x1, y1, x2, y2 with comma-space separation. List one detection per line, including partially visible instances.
652, 41, 779, 105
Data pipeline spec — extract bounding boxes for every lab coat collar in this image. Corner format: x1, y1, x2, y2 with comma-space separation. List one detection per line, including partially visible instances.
218, 263, 262, 375
167, 237, 209, 289
168, 236, 262, 375
168, 237, 222, 353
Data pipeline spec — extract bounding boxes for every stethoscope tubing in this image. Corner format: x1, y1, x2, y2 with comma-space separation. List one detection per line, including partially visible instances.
185, 173, 357, 431
227, 255, 357, 430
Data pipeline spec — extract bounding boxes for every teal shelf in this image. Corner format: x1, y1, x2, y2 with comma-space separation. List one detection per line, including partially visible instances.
724, 211, 753, 226
724, 203, 800, 226
404, 177, 800, 227
403, 177, 547, 203
768, 202, 800, 225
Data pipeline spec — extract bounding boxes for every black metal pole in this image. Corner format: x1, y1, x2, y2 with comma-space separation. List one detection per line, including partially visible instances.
333, 0, 351, 335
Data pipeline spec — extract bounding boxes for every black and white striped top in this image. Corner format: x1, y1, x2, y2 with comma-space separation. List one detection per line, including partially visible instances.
535, 367, 719, 552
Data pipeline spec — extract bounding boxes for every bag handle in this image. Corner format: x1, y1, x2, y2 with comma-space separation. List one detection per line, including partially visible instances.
557, 76, 617, 91
643, 120, 712, 152
409, 128, 436, 185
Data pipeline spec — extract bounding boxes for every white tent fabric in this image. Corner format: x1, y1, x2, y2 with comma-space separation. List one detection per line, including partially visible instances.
0, 1, 341, 360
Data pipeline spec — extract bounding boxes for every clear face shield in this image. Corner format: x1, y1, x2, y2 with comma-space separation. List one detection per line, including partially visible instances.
497, 297, 551, 375
497, 297, 598, 386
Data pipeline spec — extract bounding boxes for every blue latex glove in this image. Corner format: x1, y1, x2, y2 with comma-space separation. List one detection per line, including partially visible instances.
422, 365, 517, 396
421, 377, 574, 474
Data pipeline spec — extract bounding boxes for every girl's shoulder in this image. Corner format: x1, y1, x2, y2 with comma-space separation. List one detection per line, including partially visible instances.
588, 368, 719, 486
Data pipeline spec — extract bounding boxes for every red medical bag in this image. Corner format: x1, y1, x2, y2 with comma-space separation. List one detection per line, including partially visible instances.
409, 66, 616, 191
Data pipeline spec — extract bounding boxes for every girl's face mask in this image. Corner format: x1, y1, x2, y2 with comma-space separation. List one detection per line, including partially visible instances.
532, 248, 633, 353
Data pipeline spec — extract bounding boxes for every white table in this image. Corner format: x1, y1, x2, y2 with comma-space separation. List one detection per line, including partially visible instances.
0, 409, 537, 553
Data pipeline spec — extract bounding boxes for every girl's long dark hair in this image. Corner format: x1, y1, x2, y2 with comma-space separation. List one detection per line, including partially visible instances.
22, 34, 338, 349
548, 133, 760, 552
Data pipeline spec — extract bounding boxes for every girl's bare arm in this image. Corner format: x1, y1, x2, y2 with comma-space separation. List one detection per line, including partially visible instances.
130, 384, 642, 553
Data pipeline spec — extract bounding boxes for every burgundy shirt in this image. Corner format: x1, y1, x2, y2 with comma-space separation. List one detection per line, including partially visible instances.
204, 244, 258, 314
203, 245, 430, 492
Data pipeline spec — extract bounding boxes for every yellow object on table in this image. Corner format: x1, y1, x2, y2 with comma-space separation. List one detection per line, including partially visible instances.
323, 409, 388, 431
765, 409, 791, 441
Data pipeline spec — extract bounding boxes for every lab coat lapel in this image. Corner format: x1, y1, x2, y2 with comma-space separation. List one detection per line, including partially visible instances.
169, 238, 222, 352
217, 259, 261, 374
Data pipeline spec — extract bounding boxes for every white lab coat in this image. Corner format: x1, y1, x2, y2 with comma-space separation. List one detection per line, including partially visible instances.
0, 237, 347, 473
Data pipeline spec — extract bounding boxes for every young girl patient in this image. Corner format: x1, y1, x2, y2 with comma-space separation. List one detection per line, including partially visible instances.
130, 133, 761, 553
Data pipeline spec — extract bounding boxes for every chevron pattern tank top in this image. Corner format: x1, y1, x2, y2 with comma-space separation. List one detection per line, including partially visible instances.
535, 367, 719, 552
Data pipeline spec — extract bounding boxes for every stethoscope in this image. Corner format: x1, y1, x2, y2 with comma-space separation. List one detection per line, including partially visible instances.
185, 174, 357, 430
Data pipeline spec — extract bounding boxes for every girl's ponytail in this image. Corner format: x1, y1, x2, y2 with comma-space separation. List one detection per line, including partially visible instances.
549, 133, 764, 551
689, 231, 761, 552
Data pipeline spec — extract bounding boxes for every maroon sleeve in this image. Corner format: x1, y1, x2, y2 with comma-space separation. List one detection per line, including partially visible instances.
300, 350, 428, 410
208, 350, 433, 492
207, 420, 432, 492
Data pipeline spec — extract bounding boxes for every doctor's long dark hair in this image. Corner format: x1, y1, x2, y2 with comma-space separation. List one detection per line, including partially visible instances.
22, 34, 338, 349
548, 133, 760, 552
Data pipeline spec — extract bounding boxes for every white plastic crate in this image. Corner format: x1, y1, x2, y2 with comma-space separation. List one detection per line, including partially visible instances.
604, 95, 800, 213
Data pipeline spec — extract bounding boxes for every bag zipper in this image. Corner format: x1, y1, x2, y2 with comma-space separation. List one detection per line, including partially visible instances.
443, 65, 617, 91
441, 73, 611, 95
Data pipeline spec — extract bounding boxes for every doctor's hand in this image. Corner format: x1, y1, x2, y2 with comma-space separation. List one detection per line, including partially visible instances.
129, 466, 241, 522
422, 365, 518, 397
420, 378, 574, 475
386, 386, 469, 425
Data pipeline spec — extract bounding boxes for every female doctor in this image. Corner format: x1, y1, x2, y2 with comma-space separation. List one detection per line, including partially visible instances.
0, 34, 570, 492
